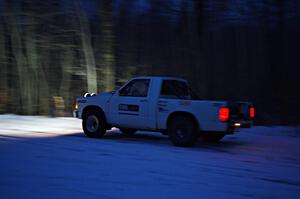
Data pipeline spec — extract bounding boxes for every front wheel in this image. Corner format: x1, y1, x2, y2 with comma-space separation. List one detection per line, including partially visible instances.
82, 110, 107, 138
168, 115, 198, 147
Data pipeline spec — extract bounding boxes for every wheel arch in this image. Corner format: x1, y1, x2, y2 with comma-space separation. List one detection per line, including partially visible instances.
166, 111, 200, 131
82, 105, 107, 123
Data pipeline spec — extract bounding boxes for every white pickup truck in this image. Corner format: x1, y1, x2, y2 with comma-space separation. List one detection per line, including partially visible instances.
74, 76, 254, 146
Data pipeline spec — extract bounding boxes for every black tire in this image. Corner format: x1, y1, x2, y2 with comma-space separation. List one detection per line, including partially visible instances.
82, 110, 107, 138
202, 134, 225, 142
168, 115, 198, 147
120, 128, 137, 135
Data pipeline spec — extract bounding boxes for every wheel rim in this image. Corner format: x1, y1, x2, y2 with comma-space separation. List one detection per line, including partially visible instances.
176, 129, 184, 138
86, 115, 99, 132
175, 126, 189, 139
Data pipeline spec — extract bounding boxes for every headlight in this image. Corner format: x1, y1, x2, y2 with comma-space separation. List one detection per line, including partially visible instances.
74, 99, 78, 110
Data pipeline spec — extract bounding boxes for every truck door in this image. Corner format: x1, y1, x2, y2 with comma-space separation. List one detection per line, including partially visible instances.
109, 79, 151, 129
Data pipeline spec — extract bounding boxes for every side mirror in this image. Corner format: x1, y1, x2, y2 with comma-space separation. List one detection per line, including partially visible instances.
112, 86, 121, 95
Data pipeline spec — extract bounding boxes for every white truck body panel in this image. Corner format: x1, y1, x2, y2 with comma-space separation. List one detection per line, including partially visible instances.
75, 76, 252, 133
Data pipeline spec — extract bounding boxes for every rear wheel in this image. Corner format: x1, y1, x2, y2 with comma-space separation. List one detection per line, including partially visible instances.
168, 115, 198, 147
82, 110, 107, 138
201, 134, 225, 142
120, 128, 137, 135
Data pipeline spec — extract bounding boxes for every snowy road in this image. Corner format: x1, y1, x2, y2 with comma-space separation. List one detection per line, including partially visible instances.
0, 115, 300, 199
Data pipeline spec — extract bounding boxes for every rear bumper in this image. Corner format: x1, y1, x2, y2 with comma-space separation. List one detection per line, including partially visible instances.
229, 120, 253, 128
226, 119, 253, 134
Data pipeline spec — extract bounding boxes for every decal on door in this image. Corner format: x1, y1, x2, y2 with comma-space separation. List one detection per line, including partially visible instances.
179, 101, 191, 106
119, 104, 139, 112
158, 107, 169, 112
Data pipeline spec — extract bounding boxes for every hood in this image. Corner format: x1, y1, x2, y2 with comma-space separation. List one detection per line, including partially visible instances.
83, 91, 114, 102
97, 91, 115, 96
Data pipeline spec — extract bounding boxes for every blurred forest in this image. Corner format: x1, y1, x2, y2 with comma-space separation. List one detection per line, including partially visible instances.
0, 0, 299, 124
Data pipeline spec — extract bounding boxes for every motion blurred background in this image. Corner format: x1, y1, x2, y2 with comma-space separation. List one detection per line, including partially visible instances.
0, 0, 299, 124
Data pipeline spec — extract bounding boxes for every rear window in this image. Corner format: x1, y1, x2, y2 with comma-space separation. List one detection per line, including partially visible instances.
160, 80, 191, 99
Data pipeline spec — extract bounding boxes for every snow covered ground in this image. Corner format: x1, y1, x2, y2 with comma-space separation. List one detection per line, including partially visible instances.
0, 114, 299, 199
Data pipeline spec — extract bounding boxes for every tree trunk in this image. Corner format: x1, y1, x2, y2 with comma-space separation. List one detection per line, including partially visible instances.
0, 20, 8, 112
99, 0, 115, 91
59, 47, 73, 112
8, 13, 33, 114
24, 16, 39, 114
75, 0, 98, 93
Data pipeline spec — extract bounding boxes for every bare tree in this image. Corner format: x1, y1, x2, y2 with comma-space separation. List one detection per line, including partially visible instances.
8, 8, 34, 114
59, 47, 74, 111
0, 18, 8, 112
99, 0, 115, 91
75, 0, 98, 93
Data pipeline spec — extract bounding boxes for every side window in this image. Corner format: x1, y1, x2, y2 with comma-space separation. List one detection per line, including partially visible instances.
160, 80, 190, 99
119, 79, 150, 97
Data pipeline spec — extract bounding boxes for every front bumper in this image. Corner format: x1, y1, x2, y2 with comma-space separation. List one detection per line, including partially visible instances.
73, 110, 79, 118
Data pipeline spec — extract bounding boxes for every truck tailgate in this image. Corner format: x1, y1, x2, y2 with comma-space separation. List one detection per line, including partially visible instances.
227, 101, 254, 128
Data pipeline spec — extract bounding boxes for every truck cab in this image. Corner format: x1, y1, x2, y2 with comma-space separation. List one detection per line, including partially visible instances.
74, 76, 254, 147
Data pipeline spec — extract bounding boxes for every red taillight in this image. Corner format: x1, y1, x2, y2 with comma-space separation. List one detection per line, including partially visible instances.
219, 107, 229, 122
250, 107, 255, 119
